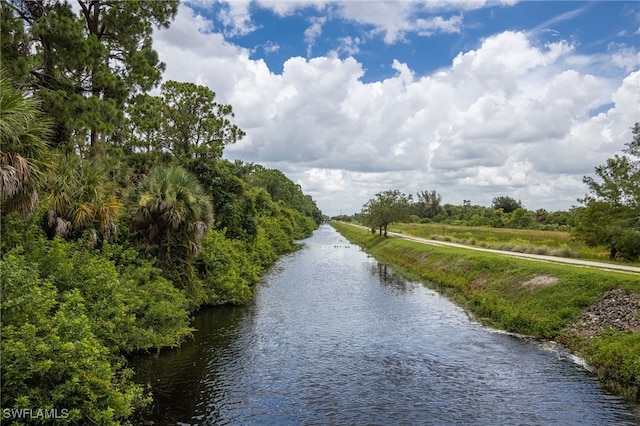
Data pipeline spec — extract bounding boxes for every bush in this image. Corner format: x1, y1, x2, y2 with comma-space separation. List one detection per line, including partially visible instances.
29, 238, 193, 352
1, 253, 148, 424
197, 229, 259, 305
1, 230, 196, 422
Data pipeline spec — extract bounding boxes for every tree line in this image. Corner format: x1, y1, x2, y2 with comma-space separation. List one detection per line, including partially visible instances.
353, 191, 573, 236
352, 124, 640, 261
0, 1, 322, 424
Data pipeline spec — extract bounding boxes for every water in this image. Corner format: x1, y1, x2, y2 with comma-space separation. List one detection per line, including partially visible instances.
132, 225, 639, 425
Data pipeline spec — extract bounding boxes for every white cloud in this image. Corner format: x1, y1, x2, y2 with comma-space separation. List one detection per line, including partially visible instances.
608, 43, 640, 72
255, 0, 330, 17
332, 35, 363, 56
201, 0, 508, 51
263, 41, 281, 54
339, 1, 462, 43
304, 16, 327, 56
246, 1, 468, 44
154, 5, 639, 215
217, 0, 257, 36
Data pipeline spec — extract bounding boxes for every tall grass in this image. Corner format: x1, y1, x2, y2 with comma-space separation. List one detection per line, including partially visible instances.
389, 223, 615, 262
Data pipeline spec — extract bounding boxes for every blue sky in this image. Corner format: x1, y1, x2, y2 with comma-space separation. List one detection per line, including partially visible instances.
153, 1, 640, 215
216, 2, 636, 81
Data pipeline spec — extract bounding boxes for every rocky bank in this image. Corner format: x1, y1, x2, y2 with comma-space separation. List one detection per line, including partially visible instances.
568, 288, 640, 339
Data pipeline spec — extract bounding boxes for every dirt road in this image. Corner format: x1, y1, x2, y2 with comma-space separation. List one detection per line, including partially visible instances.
345, 223, 640, 275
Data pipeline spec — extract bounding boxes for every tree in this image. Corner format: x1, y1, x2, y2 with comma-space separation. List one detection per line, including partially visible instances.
160, 80, 245, 163
123, 81, 245, 165
506, 208, 536, 229
534, 209, 549, 223
492, 196, 523, 213
582, 123, 640, 207
189, 159, 258, 242
248, 164, 323, 224
0, 2, 31, 84
5, 0, 178, 155
415, 189, 443, 218
126, 166, 213, 266
1, 253, 146, 424
45, 154, 121, 246
361, 189, 412, 236
124, 93, 165, 153
0, 74, 51, 217
575, 123, 640, 260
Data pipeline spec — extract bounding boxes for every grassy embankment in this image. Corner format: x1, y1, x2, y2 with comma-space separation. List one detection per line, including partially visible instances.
331, 221, 640, 405
389, 222, 640, 265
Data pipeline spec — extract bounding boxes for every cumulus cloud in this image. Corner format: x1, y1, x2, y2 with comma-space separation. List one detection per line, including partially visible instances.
154, 4, 639, 215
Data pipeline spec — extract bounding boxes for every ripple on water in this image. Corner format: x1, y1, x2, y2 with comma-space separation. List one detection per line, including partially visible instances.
132, 225, 640, 425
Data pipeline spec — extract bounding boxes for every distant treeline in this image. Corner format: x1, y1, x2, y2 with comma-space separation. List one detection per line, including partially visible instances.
338, 194, 574, 230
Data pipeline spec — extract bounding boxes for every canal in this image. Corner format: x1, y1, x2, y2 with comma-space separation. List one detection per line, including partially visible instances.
132, 224, 639, 425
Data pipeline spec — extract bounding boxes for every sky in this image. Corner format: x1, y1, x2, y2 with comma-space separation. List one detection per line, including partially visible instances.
150, 0, 640, 216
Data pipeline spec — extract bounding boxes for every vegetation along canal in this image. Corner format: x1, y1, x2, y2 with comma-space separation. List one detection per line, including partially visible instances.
132, 225, 639, 425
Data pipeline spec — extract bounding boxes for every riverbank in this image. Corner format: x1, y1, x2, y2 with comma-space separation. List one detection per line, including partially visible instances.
331, 222, 640, 406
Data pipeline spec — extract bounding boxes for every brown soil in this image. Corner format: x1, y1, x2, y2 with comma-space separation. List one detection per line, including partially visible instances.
522, 275, 559, 290
470, 276, 491, 291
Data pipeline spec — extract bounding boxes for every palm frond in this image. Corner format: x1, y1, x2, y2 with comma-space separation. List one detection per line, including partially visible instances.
125, 165, 214, 260
0, 75, 52, 205
2, 187, 38, 218
53, 216, 72, 238
0, 164, 21, 199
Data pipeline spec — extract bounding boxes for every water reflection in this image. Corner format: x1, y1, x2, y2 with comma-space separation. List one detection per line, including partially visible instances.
131, 305, 250, 424
374, 262, 407, 289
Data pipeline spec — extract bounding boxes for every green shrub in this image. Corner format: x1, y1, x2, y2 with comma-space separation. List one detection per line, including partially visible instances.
197, 229, 259, 305
582, 331, 640, 402
1, 254, 148, 424
29, 238, 193, 352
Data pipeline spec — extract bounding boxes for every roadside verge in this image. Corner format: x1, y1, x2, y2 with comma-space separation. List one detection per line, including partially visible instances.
349, 223, 640, 275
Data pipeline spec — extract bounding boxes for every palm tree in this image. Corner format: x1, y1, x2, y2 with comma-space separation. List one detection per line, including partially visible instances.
46, 154, 122, 246
0, 74, 52, 217
126, 166, 213, 265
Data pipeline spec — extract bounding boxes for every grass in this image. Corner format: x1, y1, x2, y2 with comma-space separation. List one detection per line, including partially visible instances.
331, 221, 640, 405
388, 222, 636, 264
